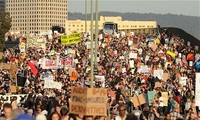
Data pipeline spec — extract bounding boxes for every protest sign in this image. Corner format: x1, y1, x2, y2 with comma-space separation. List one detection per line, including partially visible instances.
95, 76, 105, 87
27, 35, 46, 49
179, 77, 187, 86
70, 70, 78, 81
195, 73, 200, 107
70, 87, 107, 116
128, 40, 133, 46
61, 33, 81, 45
162, 73, 170, 82
167, 51, 176, 58
154, 70, 164, 80
129, 60, 134, 68
131, 94, 146, 107
161, 92, 168, 106
44, 80, 62, 90
155, 82, 162, 88
129, 52, 137, 59
137, 65, 150, 73
147, 91, 156, 106
19, 42, 26, 53
0, 63, 11, 69
59, 55, 74, 68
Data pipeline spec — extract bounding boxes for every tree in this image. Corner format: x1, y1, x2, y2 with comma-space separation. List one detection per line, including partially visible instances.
0, 11, 12, 52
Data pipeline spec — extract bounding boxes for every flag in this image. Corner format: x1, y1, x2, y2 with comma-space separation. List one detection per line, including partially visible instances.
28, 61, 38, 77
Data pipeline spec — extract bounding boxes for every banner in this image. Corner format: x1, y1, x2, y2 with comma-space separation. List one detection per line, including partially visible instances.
147, 91, 156, 106
61, 33, 81, 45
0, 94, 28, 105
70, 87, 107, 116
195, 73, 200, 107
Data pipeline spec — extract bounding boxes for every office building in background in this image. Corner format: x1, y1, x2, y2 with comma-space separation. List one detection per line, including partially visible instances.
5, 0, 68, 34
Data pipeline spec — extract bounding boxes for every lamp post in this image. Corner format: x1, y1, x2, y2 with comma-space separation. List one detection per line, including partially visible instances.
90, 0, 94, 88
85, 0, 87, 33
94, 0, 98, 65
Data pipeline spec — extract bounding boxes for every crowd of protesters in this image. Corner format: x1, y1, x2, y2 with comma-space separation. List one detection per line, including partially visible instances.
0, 29, 200, 120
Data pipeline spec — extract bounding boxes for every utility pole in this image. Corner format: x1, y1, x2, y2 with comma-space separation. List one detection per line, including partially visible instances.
90, 0, 94, 88
94, 0, 98, 65
85, 0, 87, 33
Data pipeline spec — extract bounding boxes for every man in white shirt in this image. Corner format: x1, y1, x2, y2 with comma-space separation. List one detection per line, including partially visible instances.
115, 105, 127, 120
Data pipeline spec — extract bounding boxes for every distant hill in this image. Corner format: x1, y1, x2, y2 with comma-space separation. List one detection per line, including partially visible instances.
68, 12, 200, 40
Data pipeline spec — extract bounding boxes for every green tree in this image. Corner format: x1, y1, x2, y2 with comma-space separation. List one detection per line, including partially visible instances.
0, 11, 12, 52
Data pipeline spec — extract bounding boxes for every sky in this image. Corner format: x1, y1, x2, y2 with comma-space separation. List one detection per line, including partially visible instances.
68, 0, 200, 17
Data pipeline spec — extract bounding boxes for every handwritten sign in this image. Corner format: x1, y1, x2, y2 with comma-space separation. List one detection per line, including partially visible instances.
70, 87, 107, 116
44, 80, 62, 90
147, 91, 156, 106
154, 70, 164, 80
179, 77, 187, 86
131, 94, 146, 107
0, 63, 11, 69
161, 92, 168, 106
162, 73, 170, 82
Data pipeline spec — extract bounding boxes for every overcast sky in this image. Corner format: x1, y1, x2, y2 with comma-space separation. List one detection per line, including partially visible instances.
68, 0, 200, 17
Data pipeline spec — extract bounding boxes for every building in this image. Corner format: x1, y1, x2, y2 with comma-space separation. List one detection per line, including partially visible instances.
5, 0, 68, 34
0, 0, 5, 12
65, 16, 157, 34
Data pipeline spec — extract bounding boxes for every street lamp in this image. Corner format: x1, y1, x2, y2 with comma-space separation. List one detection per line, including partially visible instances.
85, 0, 87, 33
94, 0, 98, 65
90, 0, 94, 88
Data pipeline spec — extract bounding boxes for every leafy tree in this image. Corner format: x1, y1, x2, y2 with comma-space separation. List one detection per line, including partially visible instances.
0, 11, 12, 52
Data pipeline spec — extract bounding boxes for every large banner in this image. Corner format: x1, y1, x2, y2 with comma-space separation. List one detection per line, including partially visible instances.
0, 94, 28, 104
196, 73, 200, 107
69, 87, 107, 116
61, 33, 81, 45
